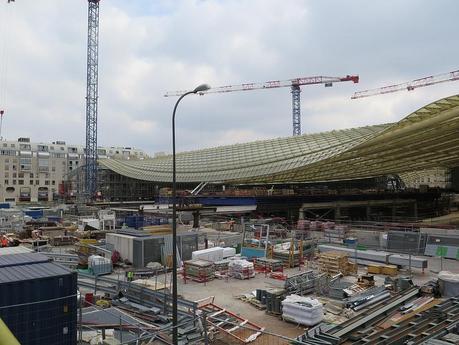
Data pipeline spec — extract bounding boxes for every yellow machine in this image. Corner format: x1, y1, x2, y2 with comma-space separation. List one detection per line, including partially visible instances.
0, 318, 20, 345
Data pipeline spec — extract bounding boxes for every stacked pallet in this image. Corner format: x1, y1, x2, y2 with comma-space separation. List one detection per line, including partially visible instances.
228, 259, 255, 279
254, 257, 283, 272
183, 259, 215, 282
318, 251, 356, 275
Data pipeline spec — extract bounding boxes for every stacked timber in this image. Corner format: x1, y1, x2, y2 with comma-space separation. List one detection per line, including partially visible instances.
183, 259, 215, 282
367, 264, 398, 276
318, 251, 356, 275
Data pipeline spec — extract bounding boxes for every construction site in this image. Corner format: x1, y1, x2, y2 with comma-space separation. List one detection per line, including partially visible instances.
1, 1, 459, 345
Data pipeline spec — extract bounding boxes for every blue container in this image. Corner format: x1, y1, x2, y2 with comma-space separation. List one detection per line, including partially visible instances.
241, 247, 266, 259
0, 253, 77, 345
24, 209, 44, 219
0, 202, 10, 209
125, 216, 144, 229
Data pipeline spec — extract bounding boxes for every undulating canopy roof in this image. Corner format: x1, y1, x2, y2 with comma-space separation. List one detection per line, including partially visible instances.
100, 95, 459, 184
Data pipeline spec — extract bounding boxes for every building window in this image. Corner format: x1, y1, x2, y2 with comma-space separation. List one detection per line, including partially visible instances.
4, 180, 8, 185
19, 143, 31, 150
29, 180, 33, 185
12, 173, 16, 178
38, 158, 49, 172
30, 173, 33, 178
12, 180, 16, 185
45, 181, 49, 185
18, 180, 24, 185
20, 157, 32, 171
18, 173, 24, 178
35, 180, 39, 185
52, 180, 56, 185
0, 150, 16, 156
4, 172, 8, 178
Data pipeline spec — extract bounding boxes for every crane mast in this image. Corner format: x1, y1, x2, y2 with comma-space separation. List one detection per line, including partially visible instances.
165, 75, 359, 136
85, 0, 100, 200
352, 69, 459, 99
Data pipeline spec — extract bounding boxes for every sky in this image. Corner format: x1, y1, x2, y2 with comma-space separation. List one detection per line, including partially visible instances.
0, 0, 457, 155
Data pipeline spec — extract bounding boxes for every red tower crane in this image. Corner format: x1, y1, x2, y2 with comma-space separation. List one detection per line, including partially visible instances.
165, 74, 359, 136
352, 69, 459, 99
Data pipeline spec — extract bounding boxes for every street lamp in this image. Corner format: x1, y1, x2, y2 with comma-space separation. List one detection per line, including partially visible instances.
171, 83, 210, 344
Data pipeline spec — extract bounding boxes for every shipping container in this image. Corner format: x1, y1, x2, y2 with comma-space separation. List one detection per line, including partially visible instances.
105, 233, 135, 263
24, 209, 44, 219
0, 252, 77, 345
106, 231, 200, 268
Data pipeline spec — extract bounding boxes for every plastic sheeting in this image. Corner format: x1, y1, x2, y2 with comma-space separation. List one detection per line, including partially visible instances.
282, 295, 324, 326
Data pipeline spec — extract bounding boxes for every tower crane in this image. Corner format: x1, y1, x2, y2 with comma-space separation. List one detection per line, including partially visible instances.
352, 69, 459, 99
85, 0, 100, 200
3, 0, 101, 200
165, 74, 359, 136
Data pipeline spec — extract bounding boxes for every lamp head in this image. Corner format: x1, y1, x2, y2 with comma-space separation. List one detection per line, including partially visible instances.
193, 84, 211, 94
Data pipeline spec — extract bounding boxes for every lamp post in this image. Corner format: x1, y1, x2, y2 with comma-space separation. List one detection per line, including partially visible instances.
171, 83, 210, 344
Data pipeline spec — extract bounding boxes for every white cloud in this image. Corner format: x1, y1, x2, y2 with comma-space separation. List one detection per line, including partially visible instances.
0, 0, 457, 155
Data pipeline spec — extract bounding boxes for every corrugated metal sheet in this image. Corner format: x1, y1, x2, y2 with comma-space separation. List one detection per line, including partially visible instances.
0, 252, 50, 268
0, 246, 33, 255
0, 261, 71, 284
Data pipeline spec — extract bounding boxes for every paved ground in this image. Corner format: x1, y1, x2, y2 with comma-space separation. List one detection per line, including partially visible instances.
177, 267, 307, 339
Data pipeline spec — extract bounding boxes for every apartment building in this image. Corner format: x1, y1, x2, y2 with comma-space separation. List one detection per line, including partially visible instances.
0, 137, 147, 203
